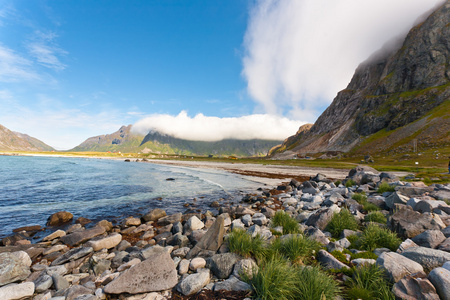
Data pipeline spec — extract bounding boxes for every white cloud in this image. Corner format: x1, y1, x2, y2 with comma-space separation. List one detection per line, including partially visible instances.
242, 0, 444, 121
132, 111, 302, 141
27, 30, 67, 71
0, 44, 40, 82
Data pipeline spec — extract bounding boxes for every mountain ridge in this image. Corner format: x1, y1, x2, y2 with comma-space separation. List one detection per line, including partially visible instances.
270, 1, 450, 158
0, 124, 54, 152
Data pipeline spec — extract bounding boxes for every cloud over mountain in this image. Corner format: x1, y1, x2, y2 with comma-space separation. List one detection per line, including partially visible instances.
242, 0, 444, 121
132, 111, 301, 141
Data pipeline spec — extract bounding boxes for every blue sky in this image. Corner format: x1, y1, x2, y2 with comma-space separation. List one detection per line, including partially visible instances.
0, 0, 443, 149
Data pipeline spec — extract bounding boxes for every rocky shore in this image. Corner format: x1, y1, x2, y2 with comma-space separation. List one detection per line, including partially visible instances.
1, 166, 450, 300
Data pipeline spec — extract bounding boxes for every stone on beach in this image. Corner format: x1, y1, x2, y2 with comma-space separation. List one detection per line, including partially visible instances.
0, 251, 32, 286
104, 252, 177, 294
85, 233, 122, 251
411, 230, 446, 249
42, 229, 66, 242
51, 246, 93, 266
47, 211, 73, 226
60, 225, 106, 247
186, 215, 225, 259
401, 247, 450, 272
208, 253, 241, 279
142, 208, 167, 222
0, 282, 35, 300
428, 267, 450, 300
376, 252, 424, 282
177, 269, 210, 296
392, 271, 439, 300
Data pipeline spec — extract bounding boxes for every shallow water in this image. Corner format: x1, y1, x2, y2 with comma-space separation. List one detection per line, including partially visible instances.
0, 156, 264, 238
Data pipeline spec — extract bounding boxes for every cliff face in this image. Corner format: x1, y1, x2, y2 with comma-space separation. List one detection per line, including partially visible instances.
272, 1, 449, 158
0, 124, 54, 151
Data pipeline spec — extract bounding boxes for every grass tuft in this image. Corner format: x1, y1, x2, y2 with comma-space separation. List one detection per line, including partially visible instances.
227, 228, 266, 261
346, 179, 357, 187
377, 182, 396, 193
364, 211, 387, 224
326, 208, 359, 238
353, 223, 401, 252
346, 263, 394, 300
271, 210, 301, 235
270, 234, 321, 264
295, 266, 342, 300
352, 193, 381, 212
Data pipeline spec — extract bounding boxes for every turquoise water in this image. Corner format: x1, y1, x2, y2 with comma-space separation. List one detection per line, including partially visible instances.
0, 156, 262, 238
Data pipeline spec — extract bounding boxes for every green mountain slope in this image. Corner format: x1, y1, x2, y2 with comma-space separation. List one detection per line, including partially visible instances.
71, 125, 281, 157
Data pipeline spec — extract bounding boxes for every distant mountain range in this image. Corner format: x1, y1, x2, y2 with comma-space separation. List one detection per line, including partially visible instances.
270, 1, 450, 158
0, 124, 54, 152
71, 125, 281, 157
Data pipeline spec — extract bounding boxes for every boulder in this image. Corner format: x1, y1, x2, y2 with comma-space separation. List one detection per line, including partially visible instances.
186, 215, 225, 259
60, 226, 106, 247
0, 251, 32, 286
376, 252, 424, 282
52, 273, 69, 290
142, 208, 167, 222
213, 275, 252, 292
317, 250, 349, 270
47, 211, 73, 226
392, 271, 439, 300
428, 267, 450, 300
388, 207, 445, 239
305, 206, 339, 230
385, 192, 410, 209
124, 217, 141, 227
51, 246, 93, 266
104, 252, 177, 294
185, 216, 205, 232
42, 229, 66, 242
85, 233, 122, 251
65, 285, 94, 300
208, 253, 241, 279
34, 274, 53, 293
401, 247, 450, 272
189, 257, 206, 271
438, 237, 450, 251
177, 269, 210, 296
233, 258, 258, 280
411, 230, 446, 249
0, 282, 35, 300
157, 213, 182, 226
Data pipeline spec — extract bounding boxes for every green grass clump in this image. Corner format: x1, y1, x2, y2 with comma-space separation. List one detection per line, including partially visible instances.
377, 182, 395, 193
330, 250, 350, 264
247, 257, 298, 300
362, 202, 381, 212
364, 212, 387, 224
354, 223, 401, 252
270, 234, 321, 264
352, 193, 367, 203
227, 229, 266, 261
326, 209, 359, 238
271, 210, 301, 235
247, 258, 341, 300
346, 179, 357, 187
346, 263, 394, 300
350, 251, 378, 260
295, 266, 342, 300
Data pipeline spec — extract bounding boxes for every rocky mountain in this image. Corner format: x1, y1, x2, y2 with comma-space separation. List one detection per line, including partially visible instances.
72, 125, 281, 157
270, 1, 449, 158
0, 124, 54, 152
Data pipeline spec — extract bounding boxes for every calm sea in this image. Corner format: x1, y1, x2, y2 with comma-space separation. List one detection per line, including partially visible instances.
0, 155, 263, 239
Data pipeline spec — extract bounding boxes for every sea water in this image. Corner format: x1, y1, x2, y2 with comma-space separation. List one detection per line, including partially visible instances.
0, 155, 263, 238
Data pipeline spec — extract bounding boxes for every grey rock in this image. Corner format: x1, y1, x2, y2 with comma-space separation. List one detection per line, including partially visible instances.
231, 219, 245, 231
52, 273, 70, 291
252, 213, 268, 226
213, 275, 251, 292
305, 227, 330, 245
65, 285, 94, 300
232, 258, 258, 280
428, 267, 450, 300
411, 230, 446, 248
0, 251, 31, 286
0, 282, 35, 300
140, 245, 170, 260
392, 271, 439, 300
241, 214, 252, 227
60, 226, 106, 247
34, 274, 53, 293
93, 259, 110, 276
51, 246, 93, 266
208, 253, 241, 279
185, 216, 205, 232
317, 250, 349, 270
376, 252, 424, 282
143, 208, 166, 222
177, 269, 210, 296
247, 224, 261, 238
401, 246, 450, 272
157, 213, 182, 226
438, 237, 450, 251
104, 252, 177, 294
388, 207, 445, 239
46, 265, 68, 276
442, 226, 450, 238
305, 207, 337, 230
186, 215, 225, 259
386, 192, 410, 209
85, 233, 122, 251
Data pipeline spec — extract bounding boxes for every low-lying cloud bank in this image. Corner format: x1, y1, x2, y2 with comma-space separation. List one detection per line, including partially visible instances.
132, 111, 302, 141
242, 0, 444, 120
